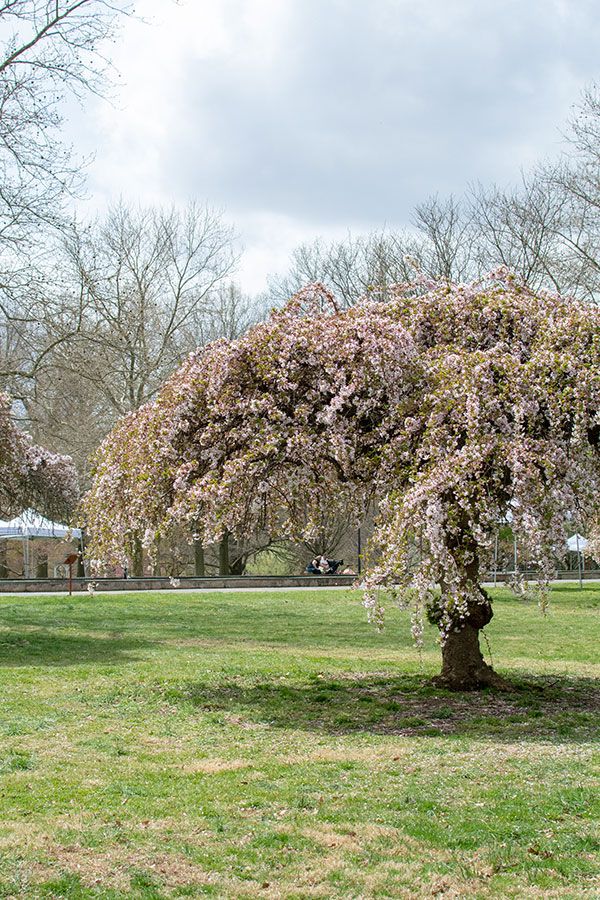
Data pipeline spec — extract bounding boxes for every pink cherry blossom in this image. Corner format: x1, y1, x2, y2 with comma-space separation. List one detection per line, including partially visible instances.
0, 392, 79, 521
83, 274, 600, 687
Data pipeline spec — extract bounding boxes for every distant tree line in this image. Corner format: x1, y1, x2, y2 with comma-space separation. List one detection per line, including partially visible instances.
267, 87, 600, 308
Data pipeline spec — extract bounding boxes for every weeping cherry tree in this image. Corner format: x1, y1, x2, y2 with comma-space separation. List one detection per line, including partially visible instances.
84, 274, 600, 689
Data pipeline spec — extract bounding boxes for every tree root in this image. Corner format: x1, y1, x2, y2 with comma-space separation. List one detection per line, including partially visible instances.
431, 660, 511, 692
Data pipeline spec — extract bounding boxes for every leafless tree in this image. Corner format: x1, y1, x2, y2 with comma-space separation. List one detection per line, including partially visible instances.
0, 1, 133, 400
183, 281, 268, 346
468, 175, 568, 290
0, 0, 132, 244
463, 87, 600, 302
21, 201, 245, 475
412, 194, 478, 281
59, 201, 238, 415
267, 199, 486, 311
540, 86, 600, 300
268, 87, 600, 307
266, 230, 426, 308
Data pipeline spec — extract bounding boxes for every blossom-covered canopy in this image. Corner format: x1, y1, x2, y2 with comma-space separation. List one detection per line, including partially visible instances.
0, 393, 79, 522
84, 274, 600, 685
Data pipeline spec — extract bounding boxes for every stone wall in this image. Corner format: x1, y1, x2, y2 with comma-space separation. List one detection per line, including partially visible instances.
0, 571, 598, 593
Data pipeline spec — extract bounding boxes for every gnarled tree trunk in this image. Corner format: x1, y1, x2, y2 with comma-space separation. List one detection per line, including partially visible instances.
433, 593, 509, 691
431, 543, 510, 690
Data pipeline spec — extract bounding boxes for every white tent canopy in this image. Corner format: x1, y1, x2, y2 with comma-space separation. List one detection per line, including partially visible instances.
566, 533, 588, 553
0, 509, 80, 540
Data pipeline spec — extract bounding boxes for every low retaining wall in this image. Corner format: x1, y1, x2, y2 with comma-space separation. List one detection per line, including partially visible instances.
0, 575, 357, 593
0, 571, 597, 593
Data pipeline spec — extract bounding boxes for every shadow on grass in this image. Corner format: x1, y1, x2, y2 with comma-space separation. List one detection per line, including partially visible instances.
0, 630, 147, 667
163, 671, 600, 743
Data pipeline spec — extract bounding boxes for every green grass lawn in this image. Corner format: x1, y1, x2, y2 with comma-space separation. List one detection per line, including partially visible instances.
0, 586, 597, 899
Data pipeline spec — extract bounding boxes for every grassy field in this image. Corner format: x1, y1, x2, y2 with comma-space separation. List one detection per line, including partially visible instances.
0, 585, 597, 899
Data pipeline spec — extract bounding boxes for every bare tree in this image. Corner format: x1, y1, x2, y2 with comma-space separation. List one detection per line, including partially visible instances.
267, 230, 424, 308
267, 200, 486, 313
468, 175, 569, 290
60, 201, 238, 415
183, 281, 267, 346
462, 87, 600, 302
0, 0, 132, 244
268, 86, 600, 306
0, 1, 133, 401
413, 194, 478, 281
540, 86, 600, 301
22, 201, 241, 474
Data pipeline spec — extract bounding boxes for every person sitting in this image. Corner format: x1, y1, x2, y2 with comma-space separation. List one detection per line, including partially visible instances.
306, 555, 330, 574
306, 556, 344, 575
316, 555, 331, 574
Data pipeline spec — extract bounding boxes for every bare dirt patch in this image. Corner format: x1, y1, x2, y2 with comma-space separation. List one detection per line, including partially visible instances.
29, 843, 222, 892
179, 757, 251, 774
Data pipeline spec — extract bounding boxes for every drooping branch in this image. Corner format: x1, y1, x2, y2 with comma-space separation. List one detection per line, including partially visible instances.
83, 275, 600, 687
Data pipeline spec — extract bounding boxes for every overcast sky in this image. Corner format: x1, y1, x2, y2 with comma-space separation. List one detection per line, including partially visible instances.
68, 0, 600, 293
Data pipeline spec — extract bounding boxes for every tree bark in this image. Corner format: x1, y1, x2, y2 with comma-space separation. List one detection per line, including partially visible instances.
219, 532, 229, 576
131, 537, 144, 578
432, 594, 510, 691
229, 554, 246, 576
194, 538, 205, 577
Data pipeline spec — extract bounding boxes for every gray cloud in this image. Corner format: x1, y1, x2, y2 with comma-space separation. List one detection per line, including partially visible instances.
159, 0, 600, 229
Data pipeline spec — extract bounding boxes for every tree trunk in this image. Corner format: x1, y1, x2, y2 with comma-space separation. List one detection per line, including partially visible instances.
0, 546, 7, 579
194, 538, 205, 577
229, 554, 246, 576
219, 532, 229, 576
151, 537, 161, 576
131, 537, 144, 578
432, 594, 509, 691
77, 537, 85, 577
